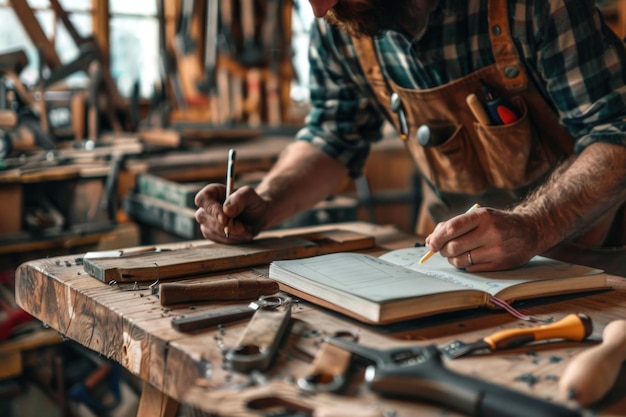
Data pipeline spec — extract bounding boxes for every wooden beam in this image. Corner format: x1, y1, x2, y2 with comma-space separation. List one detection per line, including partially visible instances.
92, 0, 110, 68
9, 0, 62, 68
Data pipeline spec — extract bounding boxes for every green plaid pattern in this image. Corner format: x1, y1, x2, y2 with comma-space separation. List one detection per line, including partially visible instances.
296, 0, 626, 177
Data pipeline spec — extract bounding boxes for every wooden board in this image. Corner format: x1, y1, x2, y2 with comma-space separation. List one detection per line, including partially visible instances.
136, 173, 205, 208
123, 193, 201, 239
83, 230, 376, 283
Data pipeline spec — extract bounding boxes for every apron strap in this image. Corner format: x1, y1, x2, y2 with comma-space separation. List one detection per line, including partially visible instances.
488, 0, 528, 91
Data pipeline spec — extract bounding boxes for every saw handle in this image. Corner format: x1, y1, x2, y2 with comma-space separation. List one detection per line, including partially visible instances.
558, 319, 626, 406
484, 313, 592, 350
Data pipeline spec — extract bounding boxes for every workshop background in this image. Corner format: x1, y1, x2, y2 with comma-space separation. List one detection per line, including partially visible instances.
0, 0, 624, 416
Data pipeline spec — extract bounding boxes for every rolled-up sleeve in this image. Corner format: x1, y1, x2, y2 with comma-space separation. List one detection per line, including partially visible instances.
295, 20, 386, 178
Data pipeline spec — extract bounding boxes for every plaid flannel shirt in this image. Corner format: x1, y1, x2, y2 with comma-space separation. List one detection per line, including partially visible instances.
295, 0, 626, 178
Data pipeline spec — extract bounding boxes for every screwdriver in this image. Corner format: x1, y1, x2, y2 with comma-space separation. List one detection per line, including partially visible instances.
558, 319, 626, 406
442, 313, 593, 359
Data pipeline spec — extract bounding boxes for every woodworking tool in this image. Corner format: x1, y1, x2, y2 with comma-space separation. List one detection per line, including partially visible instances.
441, 313, 593, 359
159, 277, 279, 306
558, 319, 626, 406
224, 295, 292, 372
171, 295, 284, 332
327, 337, 582, 417
238, 0, 263, 66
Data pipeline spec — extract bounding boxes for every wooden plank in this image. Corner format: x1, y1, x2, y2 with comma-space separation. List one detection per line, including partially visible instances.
136, 173, 204, 208
123, 193, 201, 239
83, 230, 376, 282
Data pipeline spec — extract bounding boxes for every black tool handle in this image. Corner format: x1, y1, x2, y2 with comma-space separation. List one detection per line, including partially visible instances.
368, 348, 581, 417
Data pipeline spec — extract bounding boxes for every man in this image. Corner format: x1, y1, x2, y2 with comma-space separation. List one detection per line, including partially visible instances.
195, 0, 626, 273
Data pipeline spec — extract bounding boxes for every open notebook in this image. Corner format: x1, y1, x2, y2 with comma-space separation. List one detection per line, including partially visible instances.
269, 246, 609, 324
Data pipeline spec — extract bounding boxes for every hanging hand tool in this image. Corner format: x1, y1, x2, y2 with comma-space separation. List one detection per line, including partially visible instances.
558, 319, 626, 406
48, 0, 131, 131
196, 0, 220, 124
224, 295, 292, 372
441, 313, 593, 359
159, 277, 279, 306
261, 0, 282, 126
172, 0, 207, 107
156, 0, 185, 115
171, 294, 284, 332
326, 337, 582, 417
238, 0, 263, 66
216, 0, 235, 124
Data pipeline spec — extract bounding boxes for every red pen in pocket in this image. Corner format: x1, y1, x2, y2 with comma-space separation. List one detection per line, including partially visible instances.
481, 80, 519, 125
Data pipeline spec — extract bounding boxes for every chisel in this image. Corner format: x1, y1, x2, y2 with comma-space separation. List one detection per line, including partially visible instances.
558, 319, 626, 406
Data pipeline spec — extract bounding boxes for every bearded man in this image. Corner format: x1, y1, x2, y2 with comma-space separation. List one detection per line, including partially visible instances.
195, 0, 626, 274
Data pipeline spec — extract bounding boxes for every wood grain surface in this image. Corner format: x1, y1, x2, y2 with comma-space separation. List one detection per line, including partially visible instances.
14, 222, 626, 417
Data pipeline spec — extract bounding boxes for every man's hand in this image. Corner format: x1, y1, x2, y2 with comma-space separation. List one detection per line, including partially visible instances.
194, 183, 269, 243
424, 207, 539, 272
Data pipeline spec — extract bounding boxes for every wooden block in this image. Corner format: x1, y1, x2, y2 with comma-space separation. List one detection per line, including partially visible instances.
83, 230, 376, 282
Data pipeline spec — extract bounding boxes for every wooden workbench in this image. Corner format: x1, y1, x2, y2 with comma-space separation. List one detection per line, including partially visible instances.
13, 222, 626, 417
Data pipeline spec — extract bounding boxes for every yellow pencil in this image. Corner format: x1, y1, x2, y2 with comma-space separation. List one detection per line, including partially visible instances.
417, 203, 480, 265
223, 149, 236, 238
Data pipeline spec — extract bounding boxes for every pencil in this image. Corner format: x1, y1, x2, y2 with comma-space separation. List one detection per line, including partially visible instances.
417, 203, 480, 265
224, 149, 236, 238
466, 93, 492, 126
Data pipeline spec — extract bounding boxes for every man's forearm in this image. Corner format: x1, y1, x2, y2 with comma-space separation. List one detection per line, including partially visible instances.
255, 141, 349, 229
513, 142, 626, 252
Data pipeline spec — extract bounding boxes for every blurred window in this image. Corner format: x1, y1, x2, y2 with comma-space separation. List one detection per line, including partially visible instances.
0, 0, 158, 97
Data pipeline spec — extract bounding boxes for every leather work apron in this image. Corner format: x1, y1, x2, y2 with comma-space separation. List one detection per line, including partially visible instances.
352, 0, 626, 274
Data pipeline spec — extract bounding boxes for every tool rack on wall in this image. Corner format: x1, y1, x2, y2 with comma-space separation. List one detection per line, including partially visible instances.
147, 0, 296, 134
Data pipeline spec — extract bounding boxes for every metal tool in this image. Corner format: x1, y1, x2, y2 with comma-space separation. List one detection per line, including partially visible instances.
224, 295, 292, 373
297, 331, 357, 393
171, 295, 284, 332
441, 313, 593, 359
326, 337, 582, 417
390, 92, 408, 140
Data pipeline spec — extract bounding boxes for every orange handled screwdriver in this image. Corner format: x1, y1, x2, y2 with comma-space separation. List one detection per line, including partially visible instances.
442, 313, 593, 359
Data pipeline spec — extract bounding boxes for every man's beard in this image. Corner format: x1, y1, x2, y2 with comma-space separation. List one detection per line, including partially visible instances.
324, 0, 432, 38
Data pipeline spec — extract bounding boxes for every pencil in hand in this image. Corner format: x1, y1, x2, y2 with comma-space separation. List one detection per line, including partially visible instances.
224, 149, 236, 238
417, 203, 480, 265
